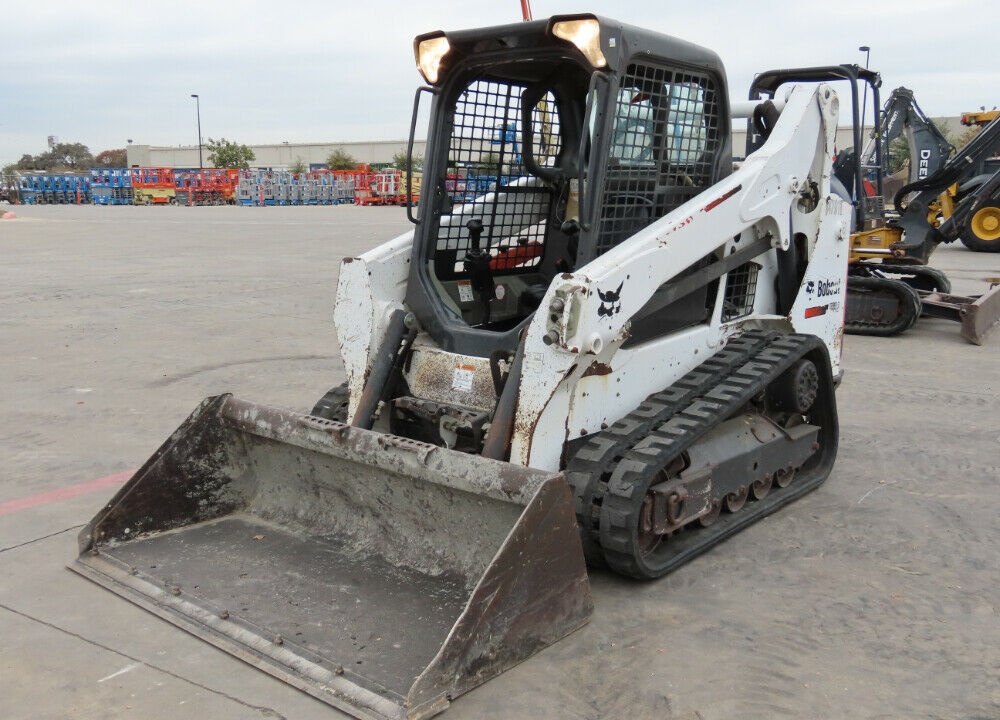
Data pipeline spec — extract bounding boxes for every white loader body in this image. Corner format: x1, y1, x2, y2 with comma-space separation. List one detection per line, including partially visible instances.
336, 83, 850, 471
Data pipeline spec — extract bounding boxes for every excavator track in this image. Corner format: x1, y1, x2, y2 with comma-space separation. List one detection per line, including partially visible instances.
872, 263, 951, 294
845, 275, 922, 336
567, 332, 838, 579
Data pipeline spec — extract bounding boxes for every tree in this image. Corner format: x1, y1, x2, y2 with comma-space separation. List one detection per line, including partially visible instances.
326, 148, 357, 170
886, 136, 911, 176
392, 150, 422, 172
94, 148, 128, 168
46, 142, 93, 170
952, 124, 982, 150
290, 156, 307, 174
206, 138, 256, 169
6, 143, 94, 172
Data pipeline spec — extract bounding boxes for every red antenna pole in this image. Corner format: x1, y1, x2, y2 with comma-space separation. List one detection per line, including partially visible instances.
520, 0, 532, 21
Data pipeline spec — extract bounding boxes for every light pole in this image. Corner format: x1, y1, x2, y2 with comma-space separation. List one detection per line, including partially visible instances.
858, 46, 871, 137
190, 94, 203, 169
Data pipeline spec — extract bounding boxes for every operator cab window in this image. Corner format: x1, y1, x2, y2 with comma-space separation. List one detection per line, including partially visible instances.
428, 70, 586, 330
597, 64, 719, 256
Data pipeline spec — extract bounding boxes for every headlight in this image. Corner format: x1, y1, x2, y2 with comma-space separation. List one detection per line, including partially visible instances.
551, 18, 606, 68
415, 35, 451, 84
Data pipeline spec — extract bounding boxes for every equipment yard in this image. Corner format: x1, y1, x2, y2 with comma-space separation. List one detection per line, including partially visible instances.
3, 204, 999, 720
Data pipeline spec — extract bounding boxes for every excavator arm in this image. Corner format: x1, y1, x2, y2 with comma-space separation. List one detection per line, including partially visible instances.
860, 87, 954, 184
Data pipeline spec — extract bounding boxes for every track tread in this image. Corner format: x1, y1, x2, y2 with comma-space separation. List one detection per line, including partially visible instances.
310, 382, 350, 422
845, 275, 921, 336
566, 333, 838, 580
564, 330, 777, 565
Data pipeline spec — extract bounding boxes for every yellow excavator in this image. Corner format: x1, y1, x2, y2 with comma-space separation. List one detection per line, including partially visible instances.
749, 66, 1000, 343
949, 109, 1000, 252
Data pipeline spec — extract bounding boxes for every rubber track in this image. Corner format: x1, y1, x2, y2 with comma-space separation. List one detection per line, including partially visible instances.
595, 333, 834, 578
845, 275, 921, 336
565, 330, 777, 564
874, 264, 951, 294
310, 382, 350, 422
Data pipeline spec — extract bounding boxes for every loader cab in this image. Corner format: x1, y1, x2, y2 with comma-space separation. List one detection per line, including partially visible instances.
406, 15, 731, 357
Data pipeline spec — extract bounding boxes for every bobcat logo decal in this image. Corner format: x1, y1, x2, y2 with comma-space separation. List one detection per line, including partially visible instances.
597, 282, 623, 317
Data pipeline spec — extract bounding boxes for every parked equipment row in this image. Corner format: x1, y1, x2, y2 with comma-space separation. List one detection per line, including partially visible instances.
236, 169, 360, 206
14, 167, 428, 206
17, 174, 92, 204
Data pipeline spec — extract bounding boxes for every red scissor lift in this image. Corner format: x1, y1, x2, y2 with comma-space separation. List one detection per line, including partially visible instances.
352, 165, 380, 205
356, 167, 411, 206
175, 169, 239, 205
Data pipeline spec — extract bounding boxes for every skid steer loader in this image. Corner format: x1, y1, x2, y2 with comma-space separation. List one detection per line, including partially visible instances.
73, 15, 850, 720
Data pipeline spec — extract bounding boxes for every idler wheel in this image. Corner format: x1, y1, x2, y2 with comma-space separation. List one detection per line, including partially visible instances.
768, 359, 820, 413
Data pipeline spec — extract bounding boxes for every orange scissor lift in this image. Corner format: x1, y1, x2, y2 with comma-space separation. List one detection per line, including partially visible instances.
131, 167, 177, 205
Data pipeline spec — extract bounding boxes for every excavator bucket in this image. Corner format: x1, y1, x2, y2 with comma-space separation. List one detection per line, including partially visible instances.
71, 395, 592, 720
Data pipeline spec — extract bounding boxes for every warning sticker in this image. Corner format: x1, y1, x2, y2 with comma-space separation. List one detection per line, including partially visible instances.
457, 280, 474, 303
452, 363, 476, 392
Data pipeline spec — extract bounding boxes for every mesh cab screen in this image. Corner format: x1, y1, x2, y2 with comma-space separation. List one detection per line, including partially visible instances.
433, 80, 561, 279
596, 64, 721, 255
722, 261, 760, 321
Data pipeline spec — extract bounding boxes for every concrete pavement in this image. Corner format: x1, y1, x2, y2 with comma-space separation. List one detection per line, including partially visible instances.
2, 204, 998, 719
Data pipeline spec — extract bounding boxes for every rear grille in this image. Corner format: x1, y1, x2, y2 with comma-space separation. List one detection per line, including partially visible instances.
722, 261, 760, 321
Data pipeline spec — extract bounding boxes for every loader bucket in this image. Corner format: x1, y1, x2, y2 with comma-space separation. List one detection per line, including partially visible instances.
71, 395, 592, 720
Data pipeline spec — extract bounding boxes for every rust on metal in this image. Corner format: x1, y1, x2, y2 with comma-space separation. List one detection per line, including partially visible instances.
71, 394, 593, 720
700, 184, 742, 213
581, 361, 612, 377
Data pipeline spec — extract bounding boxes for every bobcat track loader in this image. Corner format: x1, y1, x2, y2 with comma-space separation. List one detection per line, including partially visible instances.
73, 15, 850, 720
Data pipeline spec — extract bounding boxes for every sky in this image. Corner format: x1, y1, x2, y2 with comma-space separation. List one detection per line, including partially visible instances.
2, 0, 998, 166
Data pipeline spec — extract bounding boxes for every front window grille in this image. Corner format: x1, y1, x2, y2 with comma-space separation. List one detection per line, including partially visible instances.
596, 63, 721, 256
432, 80, 561, 279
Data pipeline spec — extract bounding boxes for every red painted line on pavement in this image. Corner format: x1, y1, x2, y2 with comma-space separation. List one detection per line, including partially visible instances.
0, 470, 135, 517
